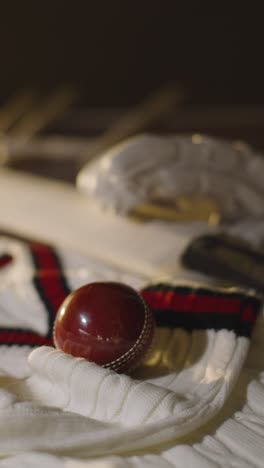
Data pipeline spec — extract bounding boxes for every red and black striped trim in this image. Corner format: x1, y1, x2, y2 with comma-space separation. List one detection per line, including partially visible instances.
140, 283, 261, 337
0, 230, 261, 348
0, 233, 71, 347
29, 241, 71, 339
0, 328, 53, 347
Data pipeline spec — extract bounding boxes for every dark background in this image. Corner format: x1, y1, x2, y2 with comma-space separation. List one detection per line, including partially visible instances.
0, 2, 263, 106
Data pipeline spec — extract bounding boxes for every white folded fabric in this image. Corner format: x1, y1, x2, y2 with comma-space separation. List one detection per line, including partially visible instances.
2, 315, 264, 468
77, 134, 264, 220
0, 232, 261, 467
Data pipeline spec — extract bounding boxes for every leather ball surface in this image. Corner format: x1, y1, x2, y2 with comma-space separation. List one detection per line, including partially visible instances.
53, 282, 154, 373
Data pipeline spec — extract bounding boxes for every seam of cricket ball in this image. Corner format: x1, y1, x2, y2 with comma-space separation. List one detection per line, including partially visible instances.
103, 293, 153, 370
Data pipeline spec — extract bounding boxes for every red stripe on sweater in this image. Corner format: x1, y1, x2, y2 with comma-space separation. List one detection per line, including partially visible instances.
30, 242, 70, 316
141, 289, 255, 319
0, 330, 53, 346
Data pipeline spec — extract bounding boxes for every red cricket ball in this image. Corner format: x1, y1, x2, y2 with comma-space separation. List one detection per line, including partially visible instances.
53, 282, 155, 373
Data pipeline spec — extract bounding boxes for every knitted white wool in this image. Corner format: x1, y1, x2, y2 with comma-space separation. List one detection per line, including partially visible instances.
0, 323, 249, 458
3, 314, 261, 467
